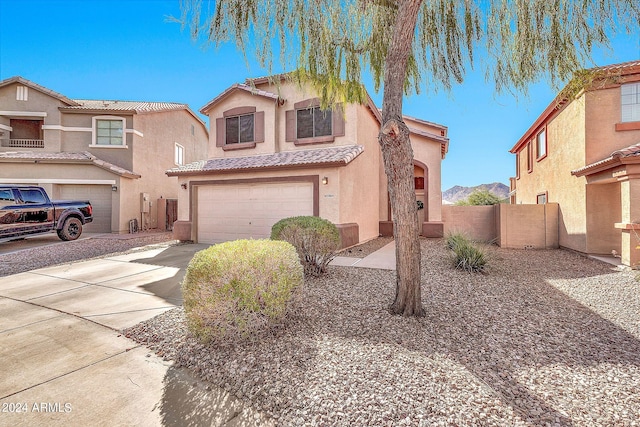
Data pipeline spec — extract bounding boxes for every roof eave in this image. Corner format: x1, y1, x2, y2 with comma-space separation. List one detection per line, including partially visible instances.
166, 160, 352, 177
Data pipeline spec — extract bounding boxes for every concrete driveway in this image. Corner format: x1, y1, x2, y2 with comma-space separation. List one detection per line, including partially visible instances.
0, 242, 272, 426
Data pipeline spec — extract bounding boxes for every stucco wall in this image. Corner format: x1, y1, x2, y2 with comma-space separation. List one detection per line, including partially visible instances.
584, 88, 640, 164
514, 94, 588, 252
442, 205, 497, 242
0, 82, 66, 152
586, 182, 621, 254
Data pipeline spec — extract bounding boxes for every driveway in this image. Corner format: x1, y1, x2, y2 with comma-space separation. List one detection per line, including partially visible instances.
0, 242, 272, 426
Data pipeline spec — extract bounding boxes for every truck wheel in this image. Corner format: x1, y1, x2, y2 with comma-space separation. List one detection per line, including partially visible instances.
57, 217, 83, 241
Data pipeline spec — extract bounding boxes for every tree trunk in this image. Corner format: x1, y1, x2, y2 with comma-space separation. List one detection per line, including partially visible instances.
379, 0, 424, 317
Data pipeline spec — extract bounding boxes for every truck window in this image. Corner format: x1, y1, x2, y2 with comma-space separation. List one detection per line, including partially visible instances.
19, 189, 47, 204
0, 189, 15, 207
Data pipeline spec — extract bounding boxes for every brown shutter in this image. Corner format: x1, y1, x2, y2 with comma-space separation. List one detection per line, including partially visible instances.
254, 111, 265, 143
332, 103, 345, 137
216, 117, 225, 147
285, 110, 295, 142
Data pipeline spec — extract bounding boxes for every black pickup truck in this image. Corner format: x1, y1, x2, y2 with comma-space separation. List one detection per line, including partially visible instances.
0, 185, 93, 243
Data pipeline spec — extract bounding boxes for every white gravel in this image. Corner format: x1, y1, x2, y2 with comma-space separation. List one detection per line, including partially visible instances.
125, 238, 640, 426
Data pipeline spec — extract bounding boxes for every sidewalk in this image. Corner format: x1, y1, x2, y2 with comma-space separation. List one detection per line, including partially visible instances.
331, 241, 396, 270
0, 243, 272, 427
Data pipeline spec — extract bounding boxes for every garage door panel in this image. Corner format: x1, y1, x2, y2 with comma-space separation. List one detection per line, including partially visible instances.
197, 182, 313, 244
58, 185, 112, 233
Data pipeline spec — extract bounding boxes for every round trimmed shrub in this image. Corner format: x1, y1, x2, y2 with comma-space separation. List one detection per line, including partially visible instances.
182, 239, 303, 343
271, 216, 340, 276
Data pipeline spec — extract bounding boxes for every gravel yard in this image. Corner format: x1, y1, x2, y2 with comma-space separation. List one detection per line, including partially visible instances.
125, 238, 640, 426
0, 231, 176, 277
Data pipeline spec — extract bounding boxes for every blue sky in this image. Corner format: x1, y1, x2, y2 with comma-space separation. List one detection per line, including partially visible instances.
1, 0, 638, 190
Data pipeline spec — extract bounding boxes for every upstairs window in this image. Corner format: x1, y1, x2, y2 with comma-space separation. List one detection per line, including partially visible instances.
225, 114, 255, 144
296, 107, 332, 139
93, 117, 126, 147
621, 82, 640, 122
175, 143, 184, 165
536, 128, 547, 160
285, 99, 345, 145
215, 107, 264, 150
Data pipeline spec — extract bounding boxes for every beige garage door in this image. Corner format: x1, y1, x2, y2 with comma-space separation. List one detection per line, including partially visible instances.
197, 182, 314, 244
58, 184, 112, 233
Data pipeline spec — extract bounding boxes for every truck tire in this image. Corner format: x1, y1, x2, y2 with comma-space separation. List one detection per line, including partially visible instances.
57, 217, 83, 241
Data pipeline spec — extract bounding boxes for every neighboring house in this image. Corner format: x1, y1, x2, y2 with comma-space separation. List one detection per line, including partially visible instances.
167, 77, 449, 247
509, 60, 640, 267
0, 76, 209, 233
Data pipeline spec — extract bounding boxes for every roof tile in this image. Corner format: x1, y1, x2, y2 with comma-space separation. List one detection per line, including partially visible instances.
167, 145, 364, 175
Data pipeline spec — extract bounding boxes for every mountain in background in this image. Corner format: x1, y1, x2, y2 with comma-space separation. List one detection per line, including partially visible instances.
442, 182, 510, 204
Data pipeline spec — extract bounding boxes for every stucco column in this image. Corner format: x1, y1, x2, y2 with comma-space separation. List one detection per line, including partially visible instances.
618, 179, 640, 267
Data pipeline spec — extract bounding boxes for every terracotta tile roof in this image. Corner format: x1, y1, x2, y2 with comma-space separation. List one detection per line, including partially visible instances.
0, 151, 140, 178
167, 145, 364, 175
571, 141, 640, 176
64, 100, 190, 114
611, 142, 640, 158
200, 83, 281, 114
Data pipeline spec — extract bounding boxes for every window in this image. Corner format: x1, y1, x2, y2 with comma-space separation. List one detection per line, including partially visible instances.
516, 153, 521, 179
16, 86, 28, 101
621, 82, 640, 123
0, 189, 15, 207
19, 189, 46, 204
95, 119, 124, 146
537, 192, 547, 204
225, 114, 254, 144
536, 128, 546, 160
215, 107, 264, 149
191, 124, 195, 136
414, 177, 425, 190
175, 143, 184, 166
527, 142, 533, 173
296, 107, 332, 139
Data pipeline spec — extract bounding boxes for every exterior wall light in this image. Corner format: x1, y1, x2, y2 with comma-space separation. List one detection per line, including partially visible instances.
111, 185, 117, 192
181, 183, 188, 189
322, 176, 328, 185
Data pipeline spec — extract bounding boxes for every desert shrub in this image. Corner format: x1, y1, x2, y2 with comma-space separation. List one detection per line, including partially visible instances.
446, 232, 487, 273
445, 231, 469, 251
182, 239, 303, 343
455, 189, 504, 206
271, 216, 340, 277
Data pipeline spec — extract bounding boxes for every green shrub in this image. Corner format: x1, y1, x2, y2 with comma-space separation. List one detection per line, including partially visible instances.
446, 232, 487, 273
455, 189, 504, 206
182, 239, 303, 343
271, 216, 340, 277
445, 231, 468, 251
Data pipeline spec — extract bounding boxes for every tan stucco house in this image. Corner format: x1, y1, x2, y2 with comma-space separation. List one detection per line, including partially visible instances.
0, 76, 209, 233
509, 60, 640, 267
167, 77, 449, 247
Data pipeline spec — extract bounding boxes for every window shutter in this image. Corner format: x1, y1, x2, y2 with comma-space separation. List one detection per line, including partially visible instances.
254, 111, 265, 143
285, 110, 295, 142
332, 103, 345, 136
216, 117, 225, 147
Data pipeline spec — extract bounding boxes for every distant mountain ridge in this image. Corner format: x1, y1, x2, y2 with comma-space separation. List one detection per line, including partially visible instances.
442, 182, 510, 204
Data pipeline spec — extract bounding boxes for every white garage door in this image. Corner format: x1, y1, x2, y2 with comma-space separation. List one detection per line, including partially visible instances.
197, 182, 314, 244
58, 185, 112, 233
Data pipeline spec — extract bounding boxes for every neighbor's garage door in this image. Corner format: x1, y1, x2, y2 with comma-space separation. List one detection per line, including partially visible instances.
58, 184, 112, 233
197, 182, 314, 243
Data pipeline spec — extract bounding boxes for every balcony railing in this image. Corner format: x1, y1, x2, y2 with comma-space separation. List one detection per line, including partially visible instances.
0, 139, 45, 148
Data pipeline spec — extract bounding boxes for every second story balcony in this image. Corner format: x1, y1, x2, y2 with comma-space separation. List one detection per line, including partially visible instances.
1, 138, 45, 149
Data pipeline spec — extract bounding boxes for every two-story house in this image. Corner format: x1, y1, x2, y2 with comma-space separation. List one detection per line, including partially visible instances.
0, 76, 208, 234
509, 60, 640, 267
167, 77, 449, 247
